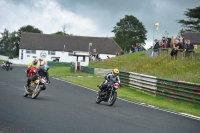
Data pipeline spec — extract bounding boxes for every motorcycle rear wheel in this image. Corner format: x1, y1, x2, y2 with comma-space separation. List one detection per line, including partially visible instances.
108, 92, 117, 106
95, 91, 101, 104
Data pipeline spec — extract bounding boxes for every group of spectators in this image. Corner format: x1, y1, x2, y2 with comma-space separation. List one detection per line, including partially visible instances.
151, 35, 194, 57
125, 44, 144, 54
89, 52, 100, 61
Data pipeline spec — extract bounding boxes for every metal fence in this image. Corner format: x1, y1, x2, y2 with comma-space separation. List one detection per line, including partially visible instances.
146, 48, 195, 60
81, 66, 95, 74
120, 71, 157, 94
119, 71, 200, 104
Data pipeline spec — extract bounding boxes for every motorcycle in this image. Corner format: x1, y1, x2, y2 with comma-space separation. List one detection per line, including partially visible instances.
24, 76, 48, 99
96, 80, 121, 106
5, 64, 10, 71
1, 64, 5, 70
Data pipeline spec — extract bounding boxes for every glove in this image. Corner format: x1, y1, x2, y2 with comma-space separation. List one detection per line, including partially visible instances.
47, 80, 50, 84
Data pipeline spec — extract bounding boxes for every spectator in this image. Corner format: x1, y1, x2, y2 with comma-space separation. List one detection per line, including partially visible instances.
170, 39, 183, 57
129, 49, 132, 54
182, 39, 187, 50
96, 52, 99, 61
153, 39, 159, 56
131, 45, 135, 53
107, 55, 110, 59
179, 35, 183, 44
184, 39, 194, 52
159, 41, 163, 48
170, 36, 175, 48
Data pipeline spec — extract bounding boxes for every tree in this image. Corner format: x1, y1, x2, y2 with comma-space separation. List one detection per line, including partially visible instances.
0, 29, 13, 56
112, 15, 147, 51
177, 6, 200, 32
53, 31, 69, 35
178, 28, 186, 36
162, 31, 169, 38
15, 25, 43, 56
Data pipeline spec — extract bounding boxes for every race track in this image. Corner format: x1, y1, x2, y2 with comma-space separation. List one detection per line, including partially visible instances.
0, 66, 199, 133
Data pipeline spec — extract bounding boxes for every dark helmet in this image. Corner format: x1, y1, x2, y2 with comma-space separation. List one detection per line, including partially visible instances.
33, 59, 38, 65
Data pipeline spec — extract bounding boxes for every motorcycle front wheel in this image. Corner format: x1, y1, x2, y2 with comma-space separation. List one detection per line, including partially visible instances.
108, 92, 117, 106
32, 84, 41, 99
95, 91, 101, 104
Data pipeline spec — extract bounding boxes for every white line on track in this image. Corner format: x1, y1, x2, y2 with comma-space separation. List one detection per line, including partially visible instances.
52, 77, 200, 121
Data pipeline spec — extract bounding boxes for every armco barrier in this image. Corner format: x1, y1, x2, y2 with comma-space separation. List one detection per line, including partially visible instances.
81, 66, 94, 74
119, 71, 130, 87
129, 72, 157, 94
119, 71, 157, 94
119, 71, 200, 104
157, 78, 200, 104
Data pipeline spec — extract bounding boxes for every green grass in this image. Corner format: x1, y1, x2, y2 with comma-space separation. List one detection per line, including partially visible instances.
48, 66, 101, 77
0, 60, 6, 64
61, 77, 200, 117
89, 49, 200, 83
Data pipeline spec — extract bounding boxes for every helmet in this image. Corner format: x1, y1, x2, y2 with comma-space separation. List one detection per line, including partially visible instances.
40, 61, 47, 66
43, 65, 49, 71
113, 68, 119, 74
33, 59, 38, 65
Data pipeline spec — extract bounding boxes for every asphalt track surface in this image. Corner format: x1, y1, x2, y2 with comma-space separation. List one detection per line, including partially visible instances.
0, 66, 199, 133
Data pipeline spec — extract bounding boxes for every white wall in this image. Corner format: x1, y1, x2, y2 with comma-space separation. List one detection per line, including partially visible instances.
0, 55, 9, 61
99, 54, 116, 59
19, 49, 90, 66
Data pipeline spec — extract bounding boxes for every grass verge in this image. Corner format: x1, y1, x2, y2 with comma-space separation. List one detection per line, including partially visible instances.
48, 66, 102, 77
60, 76, 200, 117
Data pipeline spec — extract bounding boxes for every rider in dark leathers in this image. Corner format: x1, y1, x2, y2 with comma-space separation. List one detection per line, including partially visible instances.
99, 68, 121, 91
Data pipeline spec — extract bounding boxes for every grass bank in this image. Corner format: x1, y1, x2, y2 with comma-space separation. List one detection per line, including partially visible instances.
60, 76, 200, 117
48, 66, 101, 77
89, 50, 200, 83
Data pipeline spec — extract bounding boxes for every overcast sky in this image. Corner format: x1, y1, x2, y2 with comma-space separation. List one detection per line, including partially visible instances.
0, 0, 200, 48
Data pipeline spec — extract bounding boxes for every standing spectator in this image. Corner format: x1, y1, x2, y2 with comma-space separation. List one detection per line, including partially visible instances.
179, 35, 183, 44
153, 39, 159, 56
131, 45, 135, 53
166, 38, 171, 48
96, 52, 99, 61
170, 36, 175, 48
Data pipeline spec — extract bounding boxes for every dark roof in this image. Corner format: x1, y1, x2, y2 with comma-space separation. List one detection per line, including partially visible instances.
184, 32, 200, 44
19, 32, 122, 55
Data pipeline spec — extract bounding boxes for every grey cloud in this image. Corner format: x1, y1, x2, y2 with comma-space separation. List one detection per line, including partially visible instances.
5, 0, 200, 47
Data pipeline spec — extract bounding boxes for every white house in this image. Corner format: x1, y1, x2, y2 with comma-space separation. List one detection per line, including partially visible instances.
19, 33, 122, 66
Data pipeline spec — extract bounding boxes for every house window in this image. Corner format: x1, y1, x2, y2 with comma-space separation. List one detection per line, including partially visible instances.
48, 51, 55, 55
26, 50, 36, 54
27, 55, 30, 57
26, 50, 30, 54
